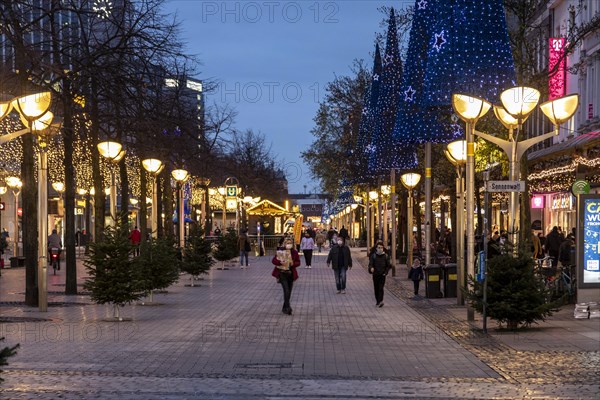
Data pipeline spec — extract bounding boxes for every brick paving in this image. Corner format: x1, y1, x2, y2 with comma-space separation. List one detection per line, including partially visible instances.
0, 248, 598, 399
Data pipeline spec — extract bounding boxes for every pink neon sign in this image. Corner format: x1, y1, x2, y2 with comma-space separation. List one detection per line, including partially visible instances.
549, 38, 566, 100
531, 196, 545, 209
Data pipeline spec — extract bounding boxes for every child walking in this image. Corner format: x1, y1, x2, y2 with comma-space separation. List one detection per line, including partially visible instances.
408, 257, 424, 298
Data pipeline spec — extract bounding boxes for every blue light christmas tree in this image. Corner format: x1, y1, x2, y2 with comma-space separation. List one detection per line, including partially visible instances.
368, 8, 411, 175
353, 43, 382, 185
393, 0, 516, 144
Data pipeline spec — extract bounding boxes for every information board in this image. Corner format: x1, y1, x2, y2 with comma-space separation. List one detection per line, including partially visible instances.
578, 194, 600, 288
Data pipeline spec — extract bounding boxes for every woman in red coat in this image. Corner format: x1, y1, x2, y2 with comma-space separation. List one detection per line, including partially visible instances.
272, 238, 300, 315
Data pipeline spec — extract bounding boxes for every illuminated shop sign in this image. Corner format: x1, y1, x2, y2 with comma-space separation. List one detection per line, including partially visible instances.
531, 195, 544, 209
549, 38, 566, 100
551, 193, 572, 210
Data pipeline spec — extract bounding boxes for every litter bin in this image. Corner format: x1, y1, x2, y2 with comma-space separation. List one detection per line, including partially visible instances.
9, 256, 25, 268
424, 264, 442, 298
443, 263, 458, 298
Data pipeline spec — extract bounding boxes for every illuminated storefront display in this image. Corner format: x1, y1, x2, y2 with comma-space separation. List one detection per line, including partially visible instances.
578, 195, 600, 288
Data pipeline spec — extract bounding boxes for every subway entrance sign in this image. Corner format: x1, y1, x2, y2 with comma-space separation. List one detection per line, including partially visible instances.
486, 180, 525, 192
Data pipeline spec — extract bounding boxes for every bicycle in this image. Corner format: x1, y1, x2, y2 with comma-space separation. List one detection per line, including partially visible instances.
556, 264, 577, 304
50, 247, 61, 275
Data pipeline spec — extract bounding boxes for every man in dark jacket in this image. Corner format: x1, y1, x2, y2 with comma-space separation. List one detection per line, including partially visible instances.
326, 238, 352, 294
339, 225, 349, 240
368, 240, 392, 307
545, 226, 563, 267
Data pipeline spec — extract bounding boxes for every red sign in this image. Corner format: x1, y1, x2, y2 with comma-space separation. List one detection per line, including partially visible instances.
531, 195, 545, 209
17, 207, 22, 217
549, 38, 566, 100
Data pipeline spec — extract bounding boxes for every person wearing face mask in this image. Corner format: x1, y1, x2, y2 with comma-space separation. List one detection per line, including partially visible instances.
300, 231, 315, 269
271, 238, 301, 315
368, 240, 392, 307
326, 237, 352, 294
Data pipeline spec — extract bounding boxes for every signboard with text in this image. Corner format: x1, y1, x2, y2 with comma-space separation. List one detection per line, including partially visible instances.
486, 181, 525, 192
578, 194, 600, 288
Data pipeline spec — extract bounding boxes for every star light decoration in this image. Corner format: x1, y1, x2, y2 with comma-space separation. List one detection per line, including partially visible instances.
404, 86, 416, 102
432, 30, 447, 52
418, 0, 428, 10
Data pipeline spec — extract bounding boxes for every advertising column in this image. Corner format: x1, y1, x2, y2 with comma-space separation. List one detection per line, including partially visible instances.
577, 194, 600, 302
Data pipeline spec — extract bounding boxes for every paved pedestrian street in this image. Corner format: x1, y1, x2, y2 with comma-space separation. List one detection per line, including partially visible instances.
1, 250, 598, 399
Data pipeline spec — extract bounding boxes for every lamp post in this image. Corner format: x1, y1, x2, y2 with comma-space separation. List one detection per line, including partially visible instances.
475, 89, 579, 250
172, 169, 190, 251
0, 184, 7, 245
6, 177, 22, 258
98, 141, 125, 227
381, 185, 391, 246
401, 173, 421, 268
142, 158, 164, 238
368, 190, 378, 249
452, 94, 491, 321
198, 177, 211, 235
445, 140, 469, 305
13, 91, 54, 312
218, 187, 226, 230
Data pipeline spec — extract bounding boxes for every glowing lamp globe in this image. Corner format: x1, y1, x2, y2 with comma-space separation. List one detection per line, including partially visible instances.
12, 92, 52, 121
539, 93, 579, 126
500, 87, 540, 120
401, 173, 421, 189
452, 94, 491, 123
171, 169, 190, 183
142, 158, 163, 174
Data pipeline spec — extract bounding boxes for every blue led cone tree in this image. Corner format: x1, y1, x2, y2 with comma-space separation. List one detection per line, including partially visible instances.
368, 8, 406, 176
353, 43, 382, 185
393, 0, 516, 144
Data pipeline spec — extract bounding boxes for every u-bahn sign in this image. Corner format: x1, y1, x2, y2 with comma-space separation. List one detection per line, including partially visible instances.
486, 180, 525, 192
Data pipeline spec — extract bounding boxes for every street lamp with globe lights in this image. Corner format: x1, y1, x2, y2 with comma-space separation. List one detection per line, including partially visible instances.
444, 140, 471, 305
98, 141, 125, 227
401, 173, 421, 268
452, 94, 491, 321
142, 158, 164, 238
171, 168, 190, 251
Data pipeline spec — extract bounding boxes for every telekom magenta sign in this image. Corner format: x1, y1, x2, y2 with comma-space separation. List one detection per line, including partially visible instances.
531, 195, 544, 209
549, 38, 566, 100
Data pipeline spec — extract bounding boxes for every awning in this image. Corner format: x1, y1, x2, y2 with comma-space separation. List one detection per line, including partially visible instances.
528, 130, 600, 162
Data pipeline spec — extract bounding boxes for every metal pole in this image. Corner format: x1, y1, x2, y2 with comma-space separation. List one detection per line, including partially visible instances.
366, 195, 371, 250
179, 184, 185, 251
38, 150, 48, 312
151, 176, 158, 238
466, 122, 475, 321
425, 142, 432, 266
391, 169, 397, 276
109, 169, 117, 226
377, 188, 383, 241
509, 128, 519, 253
222, 196, 226, 231
13, 190, 19, 257
407, 190, 413, 268
370, 198, 375, 249
456, 169, 464, 306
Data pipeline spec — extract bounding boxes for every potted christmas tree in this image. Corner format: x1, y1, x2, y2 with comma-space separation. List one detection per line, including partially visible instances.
465, 253, 560, 330
181, 225, 214, 286
84, 223, 143, 321
134, 236, 180, 304
213, 227, 238, 270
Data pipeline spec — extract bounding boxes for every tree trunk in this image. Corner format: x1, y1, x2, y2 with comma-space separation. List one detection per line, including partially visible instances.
119, 155, 129, 227
450, 189, 457, 263
163, 171, 174, 239
22, 131, 38, 307
140, 162, 148, 243
63, 87, 77, 295
90, 78, 105, 242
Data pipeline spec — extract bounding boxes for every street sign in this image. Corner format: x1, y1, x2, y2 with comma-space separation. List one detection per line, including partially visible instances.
226, 186, 237, 198
486, 180, 525, 192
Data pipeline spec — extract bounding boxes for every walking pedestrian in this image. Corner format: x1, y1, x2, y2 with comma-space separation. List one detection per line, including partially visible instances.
368, 240, 392, 307
408, 257, 424, 298
315, 230, 326, 252
300, 232, 315, 269
238, 229, 250, 268
128, 226, 141, 256
326, 237, 352, 294
271, 238, 300, 315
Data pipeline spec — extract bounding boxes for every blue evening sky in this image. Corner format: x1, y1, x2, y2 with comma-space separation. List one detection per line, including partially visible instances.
163, 1, 411, 193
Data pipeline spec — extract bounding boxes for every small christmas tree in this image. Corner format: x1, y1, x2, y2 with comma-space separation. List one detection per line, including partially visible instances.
0, 337, 19, 382
84, 223, 143, 320
466, 254, 560, 330
134, 237, 180, 303
213, 227, 238, 269
181, 225, 214, 286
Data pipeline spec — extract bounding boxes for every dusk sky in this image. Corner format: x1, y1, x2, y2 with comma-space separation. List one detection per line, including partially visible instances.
163, 1, 411, 193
